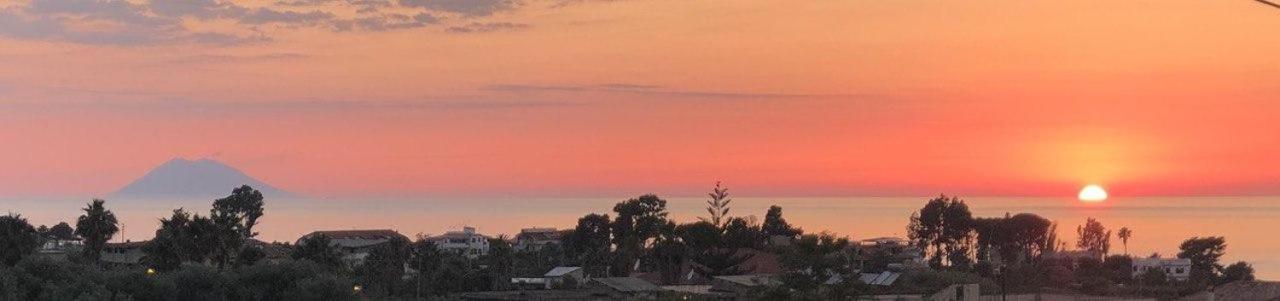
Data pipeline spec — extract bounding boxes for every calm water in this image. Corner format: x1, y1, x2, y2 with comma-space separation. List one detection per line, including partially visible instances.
5, 196, 1278, 279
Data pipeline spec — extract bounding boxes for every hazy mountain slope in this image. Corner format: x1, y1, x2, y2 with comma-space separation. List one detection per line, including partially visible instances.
112, 158, 291, 199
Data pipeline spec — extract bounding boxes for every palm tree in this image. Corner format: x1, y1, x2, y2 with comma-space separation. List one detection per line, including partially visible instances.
75, 199, 120, 263
1117, 227, 1132, 256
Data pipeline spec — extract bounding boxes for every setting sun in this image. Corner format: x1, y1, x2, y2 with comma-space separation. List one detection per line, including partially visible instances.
1079, 185, 1109, 202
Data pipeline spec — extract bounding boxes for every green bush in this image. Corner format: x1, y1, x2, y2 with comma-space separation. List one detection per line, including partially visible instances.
889, 269, 999, 295
166, 264, 237, 301
284, 273, 356, 301
0, 258, 365, 301
233, 260, 353, 301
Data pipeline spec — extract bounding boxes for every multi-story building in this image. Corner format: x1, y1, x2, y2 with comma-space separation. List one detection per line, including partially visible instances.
430, 226, 490, 258
514, 227, 562, 251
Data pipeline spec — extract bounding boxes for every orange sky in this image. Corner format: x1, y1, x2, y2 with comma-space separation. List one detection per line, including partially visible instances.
1, 0, 1279, 197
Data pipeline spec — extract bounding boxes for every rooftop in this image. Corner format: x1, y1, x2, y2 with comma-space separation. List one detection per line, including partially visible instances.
299, 229, 407, 249
733, 248, 783, 275
520, 227, 558, 233
861, 237, 909, 245
714, 275, 781, 287
592, 277, 663, 292
304, 229, 404, 240
545, 266, 583, 277
859, 271, 902, 286
431, 226, 492, 240
1134, 257, 1192, 265
517, 228, 561, 241
104, 240, 149, 249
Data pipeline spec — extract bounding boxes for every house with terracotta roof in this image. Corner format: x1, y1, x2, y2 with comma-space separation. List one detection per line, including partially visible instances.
514, 227, 562, 252
296, 229, 408, 265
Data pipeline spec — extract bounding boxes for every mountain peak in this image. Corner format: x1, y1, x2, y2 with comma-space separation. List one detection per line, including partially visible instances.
112, 158, 292, 199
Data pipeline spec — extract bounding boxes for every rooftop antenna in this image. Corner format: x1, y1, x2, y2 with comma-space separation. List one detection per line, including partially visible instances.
1257, 0, 1280, 10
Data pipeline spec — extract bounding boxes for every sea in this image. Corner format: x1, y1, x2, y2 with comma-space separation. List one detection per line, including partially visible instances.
4, 196, 1277, 279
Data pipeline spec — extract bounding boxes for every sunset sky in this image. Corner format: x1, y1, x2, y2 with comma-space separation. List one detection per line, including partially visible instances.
2, 0, 1279, 198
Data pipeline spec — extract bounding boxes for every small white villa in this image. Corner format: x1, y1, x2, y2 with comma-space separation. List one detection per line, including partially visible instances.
429, 226, 491, 258
1132, 257, 1192, 281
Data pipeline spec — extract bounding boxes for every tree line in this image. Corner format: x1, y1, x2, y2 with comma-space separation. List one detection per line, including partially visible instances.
904, 195, 1255, 298
0, 187, 1261, 300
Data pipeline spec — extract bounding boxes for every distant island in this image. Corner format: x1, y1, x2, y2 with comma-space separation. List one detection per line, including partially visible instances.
111, 158, 292, 199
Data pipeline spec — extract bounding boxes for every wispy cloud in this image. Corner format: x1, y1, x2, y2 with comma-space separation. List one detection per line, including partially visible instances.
549, 0, 627, 9
238, 99, 580, 110
0, 6, 246, 46
0, 0, 549, 46
484, 83, 873, 99
0, 0, 302, 45
398, 0, 522, 17
0, 98, 580, 112
276, 0, 396, 13
159, 53, 311, 65
333, 13, 440, 31
445, 22, 529, 33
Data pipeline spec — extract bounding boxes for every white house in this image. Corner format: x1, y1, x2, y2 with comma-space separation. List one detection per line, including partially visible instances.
37, 237, 83, 260
1132, 257, 1192, 281
101, 240, 148, 266
430, 226, 490, 258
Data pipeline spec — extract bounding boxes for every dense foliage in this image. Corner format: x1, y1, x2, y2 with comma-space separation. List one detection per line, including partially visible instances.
0, 215, 40, 267
0, 258, 354, 301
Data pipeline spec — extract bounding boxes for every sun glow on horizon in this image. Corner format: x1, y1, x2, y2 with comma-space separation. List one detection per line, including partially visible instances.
1078, 185, 1109, 202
